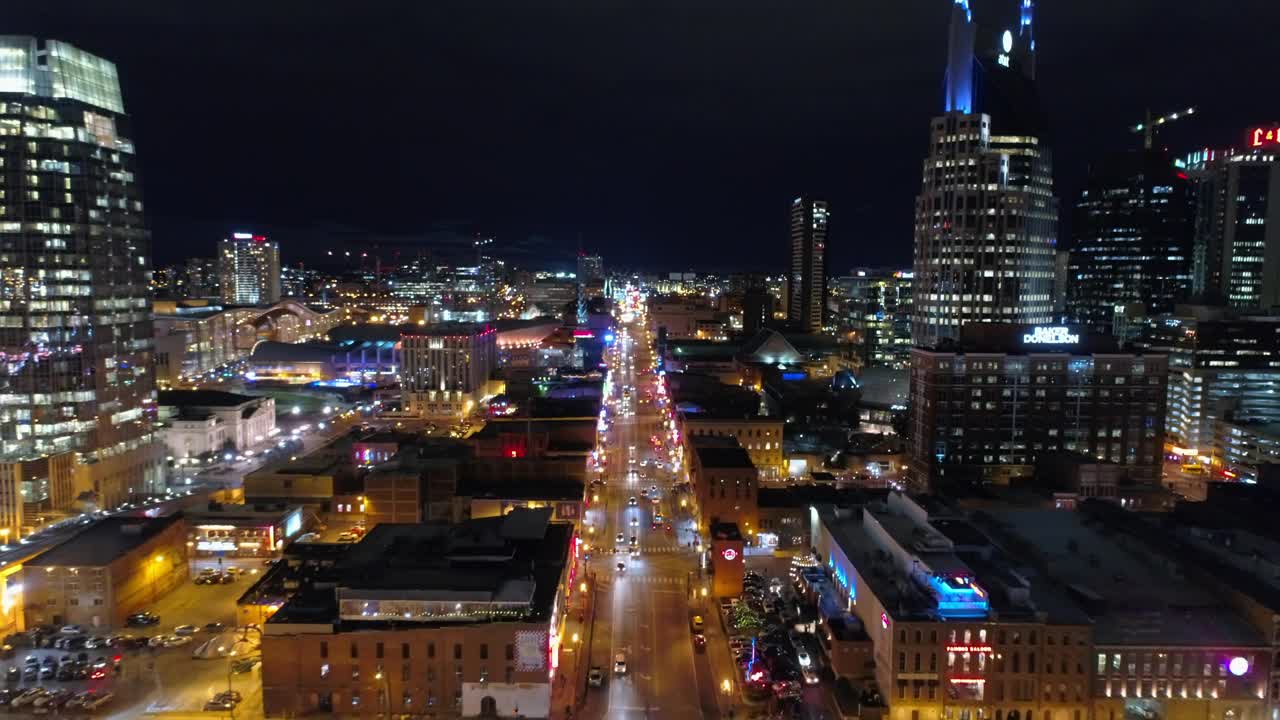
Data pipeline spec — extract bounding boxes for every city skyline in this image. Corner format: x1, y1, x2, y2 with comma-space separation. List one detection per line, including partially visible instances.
7, 0, 1279, 271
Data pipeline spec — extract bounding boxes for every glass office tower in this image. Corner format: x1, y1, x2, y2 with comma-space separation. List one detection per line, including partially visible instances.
0, 36, 163, 513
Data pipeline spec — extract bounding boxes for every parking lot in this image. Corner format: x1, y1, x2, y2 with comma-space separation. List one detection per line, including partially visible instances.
718, 560, 841, 717
2, 557, 266, 717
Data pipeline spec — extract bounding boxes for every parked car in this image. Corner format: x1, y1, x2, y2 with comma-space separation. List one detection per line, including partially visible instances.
3, 666, 17, 682
58, 625, 84, 635
203, 623, 226, 634
10, 688, 45, 710
174, 625, 198, 636
82, 691, 114, 710
127, 612, 160, 627
163, 635, 192, 648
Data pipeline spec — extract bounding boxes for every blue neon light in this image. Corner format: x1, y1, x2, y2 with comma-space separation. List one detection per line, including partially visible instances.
926, 575, 989, 618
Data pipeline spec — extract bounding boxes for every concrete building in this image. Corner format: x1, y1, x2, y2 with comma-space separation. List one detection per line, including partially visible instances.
400, 323, 498, 419
648, 296, 722, 340
22, 515, 188, 629
153, 299, 344, 385
247, 339, 401, 385
912, 3, 1057, 346
1136, 308, 1280, 495
835, 269, 914, 369
908, 324, 1168, 491
219, 232, 281, 306
679, 412, 785, 482
185, 502, 306, 559
812, 493, 1276, 720
813, 494, 1094, 720
257, 508, 576, 718
1213, 419, 1280, 486
788, 197, 829, 333
687, 436, 759, 539
157, 389, 277, 457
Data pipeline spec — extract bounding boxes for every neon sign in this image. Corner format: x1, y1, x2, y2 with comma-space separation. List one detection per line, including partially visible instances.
721, 548, 738, 561
1023, 326, 1079, 345
1248, 126, 1280, 148
880, 612, 889, 630
946, 645, 993, 654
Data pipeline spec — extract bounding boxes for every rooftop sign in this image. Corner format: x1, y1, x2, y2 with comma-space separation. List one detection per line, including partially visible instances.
1023, 326, 1079, 345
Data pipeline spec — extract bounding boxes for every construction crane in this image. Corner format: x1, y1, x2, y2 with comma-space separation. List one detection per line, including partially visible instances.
1130, 106, 1196, 149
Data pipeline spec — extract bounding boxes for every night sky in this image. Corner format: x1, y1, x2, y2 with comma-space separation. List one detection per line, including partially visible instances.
9, 0, 1279, 272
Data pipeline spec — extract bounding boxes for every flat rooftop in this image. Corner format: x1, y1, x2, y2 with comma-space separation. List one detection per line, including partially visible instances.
266, 508, 573, 629
692, 437, 755, 470
29, 515, 183, 567
988, 509, 1266, 647
157, 389, 258, 407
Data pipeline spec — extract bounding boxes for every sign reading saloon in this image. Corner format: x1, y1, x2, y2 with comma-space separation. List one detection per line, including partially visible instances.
1022, 326, 1079, 345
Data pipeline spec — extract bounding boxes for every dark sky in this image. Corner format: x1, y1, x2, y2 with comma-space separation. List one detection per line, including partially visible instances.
10, 0, 1280, 272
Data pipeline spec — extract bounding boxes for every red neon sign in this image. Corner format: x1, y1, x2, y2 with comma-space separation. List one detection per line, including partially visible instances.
946, 645, 993, 653
721, 548, 738, 561
1248, 126, 1280, 148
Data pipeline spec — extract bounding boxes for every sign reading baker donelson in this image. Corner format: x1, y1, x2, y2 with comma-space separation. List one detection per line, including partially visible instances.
1023, 326, 1079, 345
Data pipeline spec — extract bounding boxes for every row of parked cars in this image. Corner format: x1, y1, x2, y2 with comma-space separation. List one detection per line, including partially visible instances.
0, 687, 113, 713
10, 654, 115, 683
721, 571, 822, 700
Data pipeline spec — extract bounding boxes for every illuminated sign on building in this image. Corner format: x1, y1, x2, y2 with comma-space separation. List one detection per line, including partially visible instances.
1248, 126, 1280, 148
1023, 326, 1079, 345
196, 541, 238, 552
721, 548, 738, 561
1228, 656, 1250, 676
946, 645, 994, 654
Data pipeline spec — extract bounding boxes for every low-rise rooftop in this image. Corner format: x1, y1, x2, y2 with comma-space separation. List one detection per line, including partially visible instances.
29, 515, 183, 568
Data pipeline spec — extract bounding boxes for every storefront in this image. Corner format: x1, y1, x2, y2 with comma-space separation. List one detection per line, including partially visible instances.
187, 504, 306, 558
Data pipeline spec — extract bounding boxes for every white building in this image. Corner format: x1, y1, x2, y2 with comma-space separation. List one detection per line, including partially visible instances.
157, 390, 277, 459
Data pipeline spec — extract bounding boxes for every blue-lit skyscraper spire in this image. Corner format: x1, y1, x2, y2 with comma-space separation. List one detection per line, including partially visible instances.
942, 0, 976, 112
1020, 0, 1036, 55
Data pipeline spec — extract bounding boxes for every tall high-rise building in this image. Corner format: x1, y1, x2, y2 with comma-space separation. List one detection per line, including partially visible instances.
0, 36, 165, 511
1067, 149, 1194, 335
834, 269, 914, 369
1186, 139, 1280, 310
912, 0, 1058, 346
218, 232, 281, 305
787, 197, 828, 334
576, 254, 603, 284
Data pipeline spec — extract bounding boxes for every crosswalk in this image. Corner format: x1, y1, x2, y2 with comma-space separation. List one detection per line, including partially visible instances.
617, 574, 688, 586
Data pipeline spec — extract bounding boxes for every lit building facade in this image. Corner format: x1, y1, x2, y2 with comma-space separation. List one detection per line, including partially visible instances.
680, 413, 785, 482
1068, 149, 1194, 336
1214, 419, 1280, 486
0, 36, 165, 506
835, 269, 914, 369
1136, 310, 1280, 491
1187, 144, 1280, 310
219, 232, 281, 305
400, 323, 497, 419
788, 197, 828, 334
258, 509, 576, 719
908, 324, 1168, 491
912, 1, 1057, 346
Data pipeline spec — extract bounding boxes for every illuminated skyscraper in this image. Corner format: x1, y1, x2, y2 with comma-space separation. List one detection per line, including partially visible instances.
0, 36, 164, 512
1067, 149, 1194, 335
788, 197, 828, 334
219, 232, 281, 305
1186, 140, 1280, 310
912, 0, 1058, 346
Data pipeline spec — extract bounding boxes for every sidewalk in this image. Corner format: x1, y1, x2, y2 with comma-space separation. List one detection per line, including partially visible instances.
551, 570, 597, 720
